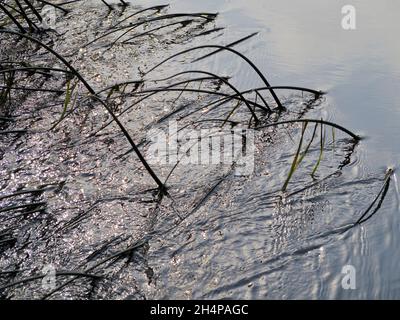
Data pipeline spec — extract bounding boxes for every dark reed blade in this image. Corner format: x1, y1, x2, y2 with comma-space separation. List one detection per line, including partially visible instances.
0, 187, 48, 201
0, 129, 27, 135
0, 86, 64, 93
0, 271, 102, 291
297, 122, 319, 165
97, 89, 264, 157
111, 5, 169, 29
256, 119, 360, 141
96, 80, 143, 95
282, 122, 308, 192
144, 44, 284, 110
255, 86, 324, 97
1, 1, 24, 16
108, 13, 217, 47
190, 118, 239, 126
96, 86, 269, 143
0, 116, 14, 122
0, 226, 16, 236
185, 83, 323, 120
93, 76, 219, 134
3, 208, 46, 221
122, 19, 194, 44
22, 0, 43, 22
0, 238, 16, 245
0, 66, 73, 76
356, 169, 393, 224
124, 87, 276, 112
150, 70, 261, 119
162, 126, 212, 185
148, 71, 231, 83
50, 78, 78, 130
100, 0, 113, 11
194, 27, 225, 37
85, 13, 216, 47
286, 171, 340, 199
0, 190, 43, 201
85, 236, 127, 262
0, 30, 93, 91
0, 270, 21, 276
0, 69, 15, 104
311, 121, 326, 177
0, 68, 51, 77
221, 99, 242, 126
35, 0, 69, 13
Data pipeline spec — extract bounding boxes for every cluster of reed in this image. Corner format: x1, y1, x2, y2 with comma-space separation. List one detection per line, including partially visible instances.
0, 0, 392, 298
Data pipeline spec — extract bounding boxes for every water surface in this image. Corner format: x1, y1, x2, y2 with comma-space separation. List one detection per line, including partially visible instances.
1, 0, 400, 299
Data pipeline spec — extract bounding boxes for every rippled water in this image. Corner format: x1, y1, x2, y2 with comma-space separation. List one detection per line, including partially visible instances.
1, 0, 400, 299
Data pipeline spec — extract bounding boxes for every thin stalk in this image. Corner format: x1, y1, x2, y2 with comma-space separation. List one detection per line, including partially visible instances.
35, 0, 69, 13
311, 122, 326, 177
192, 32, 258, 62
356, 169, 393, 224
111, 5, 169, 29
0, 129, 27, 135
50, 78, 77, 130
0, 201, 46, 214
0, 30, 165, 191
0, 271, 102, 291
0, 66, 74, 76
100, 0, 113, 11
194, 27, 225, 37
151, 70, 261, 120
0, 189, 44, 201
15, 0, 38, 32
85, 13, 216, 47
0, 2, 26, 33
0, 85, 64, 93
110, 14, 215, 47
122, 19, 193, 44
256, 119, 360, 141
282, 122, 308, 192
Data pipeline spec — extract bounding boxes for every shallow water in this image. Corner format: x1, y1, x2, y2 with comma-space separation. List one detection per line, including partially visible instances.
1, 0, 399, 299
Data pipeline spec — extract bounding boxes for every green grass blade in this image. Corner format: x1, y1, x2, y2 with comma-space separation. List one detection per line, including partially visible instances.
282, 121, 308, 192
